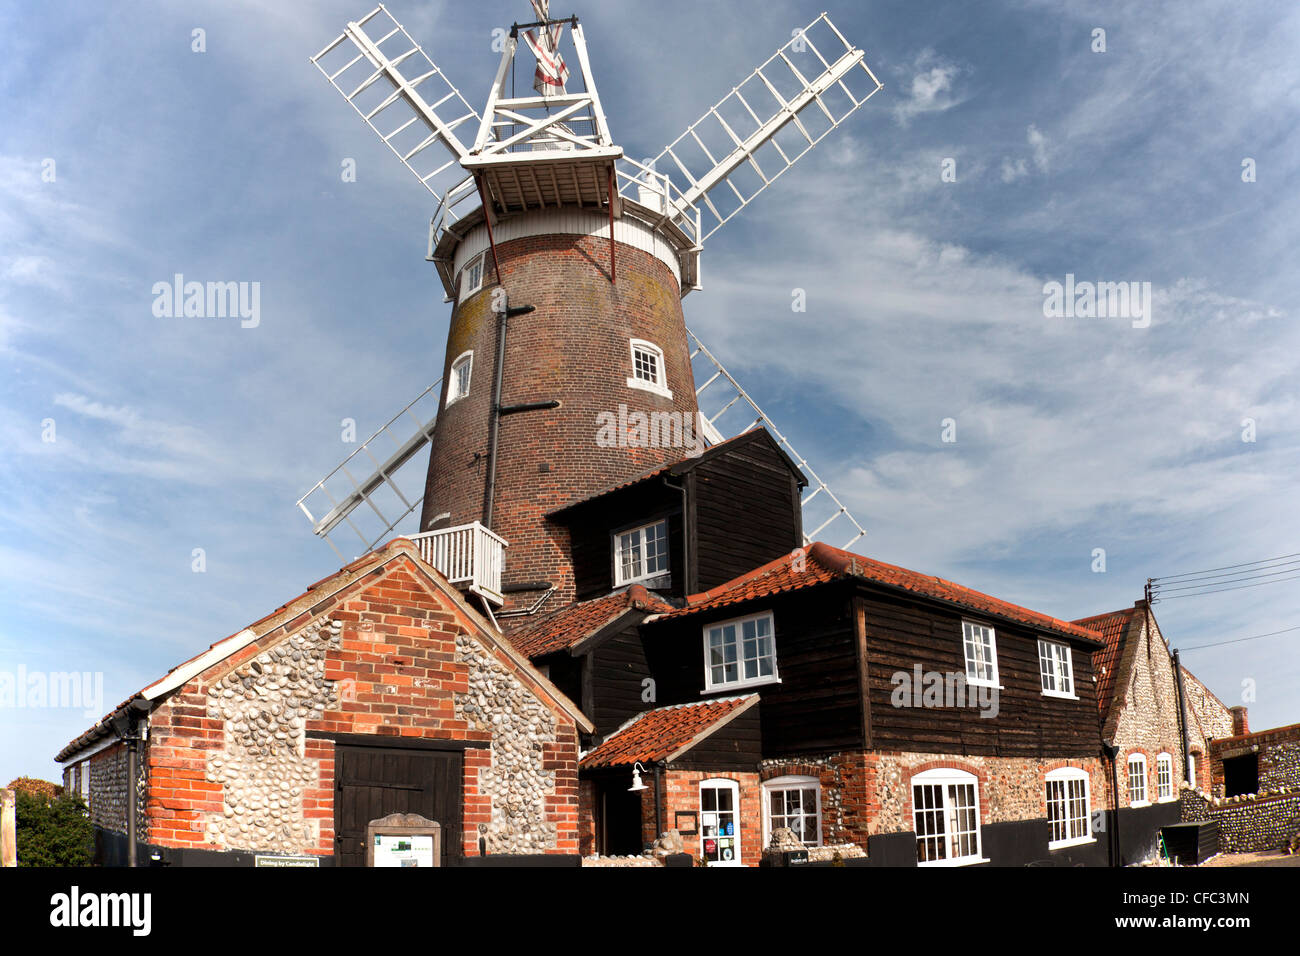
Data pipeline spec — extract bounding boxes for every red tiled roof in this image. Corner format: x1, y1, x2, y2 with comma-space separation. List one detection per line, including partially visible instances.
659, 541, 1104, 644
1072, 606, 1140, 721
579, 695, 758, 769
508, 585, 675, 659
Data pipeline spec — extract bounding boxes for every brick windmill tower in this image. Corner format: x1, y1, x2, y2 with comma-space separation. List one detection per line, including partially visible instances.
302, 2, 881, 619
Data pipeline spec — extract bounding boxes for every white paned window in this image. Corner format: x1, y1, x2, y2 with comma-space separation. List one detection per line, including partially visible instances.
913, 769, 983, 866
700, 779, 741, 866
703, 612, 778, 692
446, 351, 472, 406
1038, 639, 1076, 698
1127, 754, 1148, 806
627, 339, 672, 398
614, 519, 669, 585
1046, 768, 1092, 848
962, 621, 999, 686
763, 776, 822, 847
1157, 753, 1174, 801
460, 253, 485, 299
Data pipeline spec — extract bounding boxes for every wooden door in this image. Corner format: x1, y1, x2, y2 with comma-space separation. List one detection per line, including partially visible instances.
335, 745, 462, 867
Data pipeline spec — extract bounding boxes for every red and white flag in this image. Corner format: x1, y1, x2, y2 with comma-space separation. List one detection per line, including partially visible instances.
523, 0, 569, 96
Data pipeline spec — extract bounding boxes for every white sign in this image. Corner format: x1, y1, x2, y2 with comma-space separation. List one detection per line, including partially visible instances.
373, 834, 436, 868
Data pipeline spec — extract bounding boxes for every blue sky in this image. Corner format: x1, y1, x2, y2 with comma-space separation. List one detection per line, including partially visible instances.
2, 0, 1298, 783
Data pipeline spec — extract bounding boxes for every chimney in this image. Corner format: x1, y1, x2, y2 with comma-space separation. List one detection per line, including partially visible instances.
1229, 706, 1249, 737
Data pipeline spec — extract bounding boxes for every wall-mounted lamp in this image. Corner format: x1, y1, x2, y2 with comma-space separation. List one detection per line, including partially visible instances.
629, 761, 649, 792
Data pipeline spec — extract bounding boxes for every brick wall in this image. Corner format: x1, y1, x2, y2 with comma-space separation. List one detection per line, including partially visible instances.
420, 231, 700, 614
118, 547, 583, 861
647, 769, 762, 867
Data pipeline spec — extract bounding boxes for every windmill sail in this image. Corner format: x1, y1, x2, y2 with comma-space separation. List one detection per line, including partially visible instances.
296, 381, 442, 559
687, 329, 867, 549
652, 14, 883, 242
310, 4, 480, 216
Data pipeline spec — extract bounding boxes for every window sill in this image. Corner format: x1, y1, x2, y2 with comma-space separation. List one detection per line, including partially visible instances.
1048, 836, 1096, 851
445, 394, 468, 409
1041, 690, 1079, 700
615, 571, 670, 590
918, 856, 991, 868
1129, 800, 1151, 809
702, 676, 781, 695
1156, 795, 1177, 804
966, 680, 1004, 690
627, 377, 673, 400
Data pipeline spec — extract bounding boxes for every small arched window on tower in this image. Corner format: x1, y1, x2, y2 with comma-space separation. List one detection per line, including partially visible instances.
459, 253, 486, 301
446, 351, 472, 407
627, 339, 673, 399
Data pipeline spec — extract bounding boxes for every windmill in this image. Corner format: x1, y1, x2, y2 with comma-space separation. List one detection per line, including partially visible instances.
299, 2, 881, 620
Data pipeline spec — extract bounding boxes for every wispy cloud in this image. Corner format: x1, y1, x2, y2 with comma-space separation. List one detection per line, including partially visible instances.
891, 49, 970, 125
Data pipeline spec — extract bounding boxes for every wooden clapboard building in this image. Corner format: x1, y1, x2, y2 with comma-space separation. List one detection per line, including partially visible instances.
507, 432, 1116, 867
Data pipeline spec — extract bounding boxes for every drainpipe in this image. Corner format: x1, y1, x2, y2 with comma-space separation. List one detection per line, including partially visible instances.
482, 299, 535, 528
1172, 648, 1192, 785
662, 476, 689, 595
1103, 740, 1121, 867
110, 697, 151, 868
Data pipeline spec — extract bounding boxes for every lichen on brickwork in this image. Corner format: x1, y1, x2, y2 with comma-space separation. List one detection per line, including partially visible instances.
203, 618, 342, 852
453, 632, 559, 853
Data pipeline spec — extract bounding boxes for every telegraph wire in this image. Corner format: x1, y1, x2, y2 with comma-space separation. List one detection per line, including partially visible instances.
1177, 623, 1300, 652
1150, 551, 1300, 584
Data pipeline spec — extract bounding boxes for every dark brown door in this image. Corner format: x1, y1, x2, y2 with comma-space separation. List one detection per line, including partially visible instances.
335, 745, 462, 867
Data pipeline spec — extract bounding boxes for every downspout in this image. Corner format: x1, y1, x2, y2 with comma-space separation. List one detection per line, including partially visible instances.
1172, 648, 1192, 785
662, 476, 688, 595
1103, 740, 1121, 867
482, 300, 535, 528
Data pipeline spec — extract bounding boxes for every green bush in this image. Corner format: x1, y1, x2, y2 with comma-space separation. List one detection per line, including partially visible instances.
15, 790, 94, 866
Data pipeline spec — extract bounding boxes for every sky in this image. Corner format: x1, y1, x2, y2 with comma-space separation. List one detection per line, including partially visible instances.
2, 0, 1298, 784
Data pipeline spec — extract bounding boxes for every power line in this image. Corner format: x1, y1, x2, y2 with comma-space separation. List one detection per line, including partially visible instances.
1150, 555, 1300, 588
1178, 623, 1300, 652
1151, 563, 1300, 594
1152, 570, 1300, 599
1151, 550, 1300, 584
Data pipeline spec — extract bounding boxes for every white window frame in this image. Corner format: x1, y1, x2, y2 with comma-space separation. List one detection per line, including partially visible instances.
446, 351, 473, 407
961, 620, 1000, 688
459, 252, 486, 300
1045, 767, 1093, 849
702, 610, 779, 693
1127, 754, 1149, 807
1037, 639, 1077, 699
626, 338, 673, 399
699, 778, 742, 867
80, 761, 90, 801
912, 768, 985, 866
1156, 752, 1175, 802
612, 518, 670, 586
762, 775, 822, 848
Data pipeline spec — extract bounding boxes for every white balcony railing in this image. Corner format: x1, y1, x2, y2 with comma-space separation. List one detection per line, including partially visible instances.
408, 522, 506, 607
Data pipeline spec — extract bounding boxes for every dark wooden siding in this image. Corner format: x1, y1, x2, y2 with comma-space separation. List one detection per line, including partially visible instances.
691, 442, 802, 592
564, 483, 683, 601
588, 628, 653, 734
672, 704, 763, 772
861, 588, 1103, 758
642, 585, 862, 756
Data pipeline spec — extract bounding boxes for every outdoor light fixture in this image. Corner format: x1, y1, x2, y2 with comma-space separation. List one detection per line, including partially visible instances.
629, 762, 649, 792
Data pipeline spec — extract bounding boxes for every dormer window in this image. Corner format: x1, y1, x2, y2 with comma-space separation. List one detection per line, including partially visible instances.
703, 611, 778, 692
460, 253, 486, 300
446, 351, 472, 406
627, 339, 672, 399
614, 518, 669, 586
